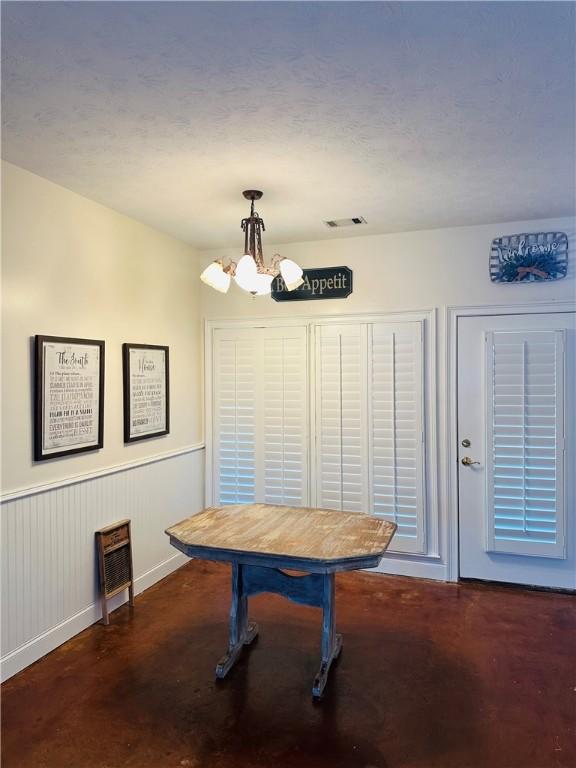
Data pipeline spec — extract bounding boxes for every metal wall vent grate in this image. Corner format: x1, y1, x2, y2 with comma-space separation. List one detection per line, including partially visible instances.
324, 217, 367, 228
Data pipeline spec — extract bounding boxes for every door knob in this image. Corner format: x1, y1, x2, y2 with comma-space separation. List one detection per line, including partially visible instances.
461, 456, 480, 466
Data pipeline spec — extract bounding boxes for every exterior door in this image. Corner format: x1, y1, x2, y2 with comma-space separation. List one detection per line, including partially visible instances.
458, 312, 575, 589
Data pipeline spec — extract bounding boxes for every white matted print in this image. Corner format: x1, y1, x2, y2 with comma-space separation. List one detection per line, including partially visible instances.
34, 335, 105, 460
123, 344, 169, 442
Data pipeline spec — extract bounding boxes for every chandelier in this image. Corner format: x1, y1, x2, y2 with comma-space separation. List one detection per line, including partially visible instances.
200, 190, 304, 296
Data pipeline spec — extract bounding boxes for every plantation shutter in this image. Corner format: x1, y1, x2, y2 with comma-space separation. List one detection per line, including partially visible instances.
315, 324, 369, 513
213, 329, 258, 505
262, 327, 308, 506
485, 330, 566, 558
369, 322, 426, 553
212, 326, 309, 507
213, 319, 431, 557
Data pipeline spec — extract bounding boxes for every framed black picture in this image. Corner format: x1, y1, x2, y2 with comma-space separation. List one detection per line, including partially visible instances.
123, 343, 170, 443
34, 335, 105, 461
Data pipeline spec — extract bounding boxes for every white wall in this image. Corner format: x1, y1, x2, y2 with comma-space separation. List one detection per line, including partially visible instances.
200, 215, 575, 580
1, 162, 205, 679
199, 216, 575, 318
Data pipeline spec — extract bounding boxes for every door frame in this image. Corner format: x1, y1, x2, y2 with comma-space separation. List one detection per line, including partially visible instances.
445, 301, 576, 582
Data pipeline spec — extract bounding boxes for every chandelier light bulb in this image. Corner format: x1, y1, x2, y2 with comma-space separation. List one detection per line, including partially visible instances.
235, 254, 257, 280
279, 258, 304, 291
234, 254, 258, 292
250, 273, 273, 296
200, 261, 231, 293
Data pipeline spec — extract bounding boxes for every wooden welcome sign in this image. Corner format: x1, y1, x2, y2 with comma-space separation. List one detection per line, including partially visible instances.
490, 232, 568, 283
271, 266, 353, 301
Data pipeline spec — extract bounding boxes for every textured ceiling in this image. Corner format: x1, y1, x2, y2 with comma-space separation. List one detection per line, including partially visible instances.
2, 1, 575, 249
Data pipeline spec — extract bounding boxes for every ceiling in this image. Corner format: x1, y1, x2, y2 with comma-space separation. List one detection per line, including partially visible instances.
2, 1, 574, 250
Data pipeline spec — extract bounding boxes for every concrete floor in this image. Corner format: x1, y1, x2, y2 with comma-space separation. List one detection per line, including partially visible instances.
2, 560, 575, 768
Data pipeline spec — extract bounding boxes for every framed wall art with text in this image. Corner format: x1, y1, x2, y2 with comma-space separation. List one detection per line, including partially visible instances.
123, 343, 170, 443
34, 335, 105, 461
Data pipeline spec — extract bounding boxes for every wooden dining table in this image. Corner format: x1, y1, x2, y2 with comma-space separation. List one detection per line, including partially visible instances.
166, 503, 396, 697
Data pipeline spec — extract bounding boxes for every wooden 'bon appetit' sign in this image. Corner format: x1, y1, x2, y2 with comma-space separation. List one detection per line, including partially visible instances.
272, 266, 353, 301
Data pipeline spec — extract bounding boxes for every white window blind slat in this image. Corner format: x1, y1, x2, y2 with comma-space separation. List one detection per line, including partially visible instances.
485, 330, 566, 558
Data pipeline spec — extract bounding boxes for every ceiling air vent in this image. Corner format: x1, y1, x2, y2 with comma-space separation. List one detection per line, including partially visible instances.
324, 216, 367, 228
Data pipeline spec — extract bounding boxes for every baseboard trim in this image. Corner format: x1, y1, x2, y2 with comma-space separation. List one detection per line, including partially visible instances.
0, 551, 189, 683
370, 557, 448, 581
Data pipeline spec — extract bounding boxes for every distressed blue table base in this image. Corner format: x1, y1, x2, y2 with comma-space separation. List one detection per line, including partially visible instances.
215, 563, 343, 697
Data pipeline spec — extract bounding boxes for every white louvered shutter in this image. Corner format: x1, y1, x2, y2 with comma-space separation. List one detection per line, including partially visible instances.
212, 326, 309, 507
369, 322, 426, 553
485, 330, 566, 558
262, 327, 308, 506
315, 324, 369, 513
213, 329, 258, 505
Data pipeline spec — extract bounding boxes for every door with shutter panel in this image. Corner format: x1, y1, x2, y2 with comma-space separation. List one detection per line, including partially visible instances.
369, 322, 426, 554
262, 327, 309, 506
314, 321, 427, 554
213, 329, 258, 505
212, 326, 308, 507
458, 313, 575, 588
314, 324, 369, 513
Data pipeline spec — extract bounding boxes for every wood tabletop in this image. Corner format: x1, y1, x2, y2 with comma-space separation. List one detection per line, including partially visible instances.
166, 504, 396, 571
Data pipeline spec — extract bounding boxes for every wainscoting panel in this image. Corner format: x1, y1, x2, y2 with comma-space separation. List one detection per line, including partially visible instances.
1, 447, 204, 681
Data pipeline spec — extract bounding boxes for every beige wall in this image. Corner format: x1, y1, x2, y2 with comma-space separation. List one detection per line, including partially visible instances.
1, 161, 203, 494
199, 216, 575, 318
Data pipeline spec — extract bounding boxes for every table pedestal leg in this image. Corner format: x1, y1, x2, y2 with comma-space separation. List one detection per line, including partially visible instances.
215, 563, 258, 678
312, 572, 343, 698
214, 564, 341, 696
